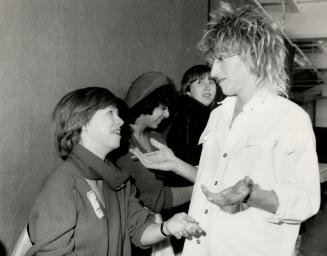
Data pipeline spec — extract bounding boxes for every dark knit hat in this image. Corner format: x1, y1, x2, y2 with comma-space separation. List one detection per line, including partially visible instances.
125, 71, 173, 108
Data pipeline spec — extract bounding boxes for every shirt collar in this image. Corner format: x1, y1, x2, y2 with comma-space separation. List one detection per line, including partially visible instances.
220, 87, 272, 114
242, 87, 271, 112
69, 144, 129, 190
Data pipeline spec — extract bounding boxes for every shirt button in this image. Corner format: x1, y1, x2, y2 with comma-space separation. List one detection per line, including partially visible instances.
204, 209, 208, 214
196, 239, 201, 244
214, 181, 218, 186
223, 153, 228, 158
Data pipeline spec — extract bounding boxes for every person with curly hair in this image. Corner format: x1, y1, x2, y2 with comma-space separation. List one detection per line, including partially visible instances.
130, 3, 320, 256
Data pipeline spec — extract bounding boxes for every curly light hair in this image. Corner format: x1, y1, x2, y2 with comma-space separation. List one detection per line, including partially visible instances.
198, 3, 289, 97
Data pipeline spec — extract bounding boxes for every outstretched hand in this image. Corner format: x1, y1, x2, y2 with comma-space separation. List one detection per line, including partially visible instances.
129, 138, 178, 171
201, 176, 253, 210
164, 212, 205, 240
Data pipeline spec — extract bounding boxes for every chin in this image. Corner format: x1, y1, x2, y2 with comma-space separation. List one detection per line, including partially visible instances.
151, 124, 159, 129
198, 99, 211, 106
108, 143, 120, 152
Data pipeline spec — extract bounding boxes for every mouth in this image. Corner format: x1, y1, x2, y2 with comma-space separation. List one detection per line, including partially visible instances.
111, 129, 121, 135
202, 93, 212, 98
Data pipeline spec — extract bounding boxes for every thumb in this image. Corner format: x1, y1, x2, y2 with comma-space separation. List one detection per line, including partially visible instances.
244, 176, 253, 187
149, 138, 166, 149
201, 184, 212, 198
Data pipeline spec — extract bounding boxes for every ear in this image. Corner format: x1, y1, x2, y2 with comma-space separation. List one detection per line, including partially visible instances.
186, 91, 191, 97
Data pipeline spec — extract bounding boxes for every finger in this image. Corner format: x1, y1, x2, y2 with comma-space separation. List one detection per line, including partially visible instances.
244, 176, 253, 187
129, 148, 143, 159
201, 184, 214, 200
130, 148, 154, 164
173, 231, 182, 240
143, 151, 159, 157
183, 214, 198, 224
149, 138, 166, 149
181, 230, 189, 238
186, 224, 205, 236
130, 154, 137, 160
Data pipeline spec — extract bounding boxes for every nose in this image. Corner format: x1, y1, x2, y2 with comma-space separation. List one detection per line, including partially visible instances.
211, 60, 222, 78
204, 82, 212, 90
163, 108, 169, 118
116, 115, 124, 126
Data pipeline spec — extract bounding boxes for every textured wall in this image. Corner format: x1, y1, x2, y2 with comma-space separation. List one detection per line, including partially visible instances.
0, 0, 207, 253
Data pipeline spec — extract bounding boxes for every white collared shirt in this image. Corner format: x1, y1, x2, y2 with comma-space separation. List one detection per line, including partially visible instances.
182, 90, 320, 256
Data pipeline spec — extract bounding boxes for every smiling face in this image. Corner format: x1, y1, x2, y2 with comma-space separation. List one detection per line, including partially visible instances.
143, 104, 169, 129
80, 106, 124, 156
187, 74, 217, 106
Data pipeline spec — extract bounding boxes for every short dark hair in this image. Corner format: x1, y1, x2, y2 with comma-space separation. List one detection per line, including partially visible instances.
181, 65, 213, 94
52, 87, 119, 160
127, 84, 177, 125
181, 64, 225, 108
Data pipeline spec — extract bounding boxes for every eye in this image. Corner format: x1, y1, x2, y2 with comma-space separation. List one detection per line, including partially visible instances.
106, 108, 118, 117
217, 55, 227, 63
106, 110, 113, 116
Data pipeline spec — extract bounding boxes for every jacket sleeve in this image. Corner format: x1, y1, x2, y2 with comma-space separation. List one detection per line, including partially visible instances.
270, 112, 321, 224
126, 182, 154, 248
26, 169, 77, 256
117, 153, 173, 213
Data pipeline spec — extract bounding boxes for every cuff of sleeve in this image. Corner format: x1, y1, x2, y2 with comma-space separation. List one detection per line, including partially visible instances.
268, 185, 301, 224
132, 213, 155, 248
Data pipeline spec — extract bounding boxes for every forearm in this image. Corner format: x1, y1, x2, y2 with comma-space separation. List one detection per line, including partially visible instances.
246, 189, 279, 214
171, 186, 193, 207
173, 158, 197, 183
140, 223, 167, 246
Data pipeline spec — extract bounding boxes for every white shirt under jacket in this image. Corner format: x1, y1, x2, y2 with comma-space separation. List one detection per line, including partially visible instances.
182, 89, 320, 256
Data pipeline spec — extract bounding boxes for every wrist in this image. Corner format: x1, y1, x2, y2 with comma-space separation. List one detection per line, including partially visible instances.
172, 157, 182, 173
160, 221, 170, 236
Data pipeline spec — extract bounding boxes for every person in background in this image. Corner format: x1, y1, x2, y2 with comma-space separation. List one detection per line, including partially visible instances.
25, 87, 204, 256
110, 71, 194, 255
131, 3, 321, 256
164, 65, 223, 252
167, 64, 224, 169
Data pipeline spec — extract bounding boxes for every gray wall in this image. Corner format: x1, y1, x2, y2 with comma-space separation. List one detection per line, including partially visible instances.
0, 0, 207, 253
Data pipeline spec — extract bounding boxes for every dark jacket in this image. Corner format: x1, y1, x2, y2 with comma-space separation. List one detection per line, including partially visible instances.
167, 95, 213, 167
27, 144, 153, 256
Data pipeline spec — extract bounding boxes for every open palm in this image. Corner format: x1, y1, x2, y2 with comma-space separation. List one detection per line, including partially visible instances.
129, 138, 177, 171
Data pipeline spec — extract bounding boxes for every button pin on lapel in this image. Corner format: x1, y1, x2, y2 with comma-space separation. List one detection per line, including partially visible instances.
87, 190, 104, 219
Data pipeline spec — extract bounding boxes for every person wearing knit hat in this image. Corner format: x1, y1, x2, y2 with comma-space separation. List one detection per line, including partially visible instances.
114, 71, 194, 255
125, 71, 174, 108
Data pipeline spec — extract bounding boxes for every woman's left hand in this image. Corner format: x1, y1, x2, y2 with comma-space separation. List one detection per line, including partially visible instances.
164, 212, 205, 239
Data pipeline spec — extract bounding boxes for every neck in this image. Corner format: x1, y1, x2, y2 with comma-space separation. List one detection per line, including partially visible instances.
236, 77, 260, 109
130, 121, 152, 151
131, 117, 147, 137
